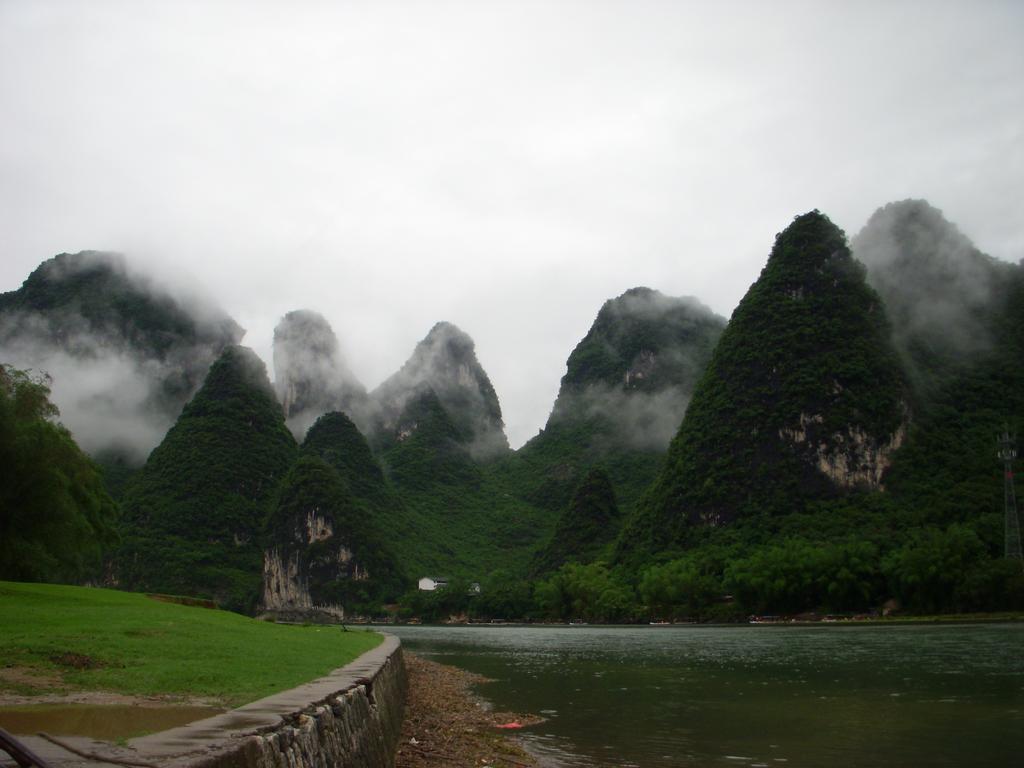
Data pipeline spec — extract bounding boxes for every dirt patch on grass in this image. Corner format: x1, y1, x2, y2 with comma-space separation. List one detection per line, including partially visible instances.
397, 653, 542, 768
48, 651, 107, 670
0, 665, 65, 697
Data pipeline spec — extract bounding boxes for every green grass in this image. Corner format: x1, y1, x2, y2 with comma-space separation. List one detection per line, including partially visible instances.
0, 581, 382, 707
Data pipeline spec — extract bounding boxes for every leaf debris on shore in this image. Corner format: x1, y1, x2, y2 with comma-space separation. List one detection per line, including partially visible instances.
397, 652, 541, 768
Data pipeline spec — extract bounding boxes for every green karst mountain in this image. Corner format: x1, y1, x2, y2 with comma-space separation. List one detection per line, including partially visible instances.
507, 287, 725, 516
532, 467, 622, 576
622, 211, 910, 556
116, 346, 298, 613
303, 411, 390, 504
0, 251, 243, 461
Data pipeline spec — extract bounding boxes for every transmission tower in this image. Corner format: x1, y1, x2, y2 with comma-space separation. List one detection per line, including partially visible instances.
998, 425, 1022, 563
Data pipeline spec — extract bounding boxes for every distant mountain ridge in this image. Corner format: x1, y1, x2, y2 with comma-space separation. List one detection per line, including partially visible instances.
10, 199, 1024, 619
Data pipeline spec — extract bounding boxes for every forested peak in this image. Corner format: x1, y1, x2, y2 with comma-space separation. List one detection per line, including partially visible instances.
302, 410, 385, 493
599, 287, 718, 324
394, 386, 460, 438
116, 343, 296, 612
619, 208, 909, 556
303, 410, 369, 455
181, 345, 281, 420
756, 210, 862, 290
560, 287, 725, 393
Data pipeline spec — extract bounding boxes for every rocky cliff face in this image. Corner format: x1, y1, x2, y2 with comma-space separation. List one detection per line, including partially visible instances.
778, 412, 907, 490
260, 463, 370, 622
273, 309, 367, 439
0, 251, 243, 460
621, 211, 911, 555
370, 322, 508, 459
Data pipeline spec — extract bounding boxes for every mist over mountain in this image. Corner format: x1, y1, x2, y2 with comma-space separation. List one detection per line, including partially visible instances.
370, 321, 509, 460
548, 287, 725, 450
0, 251, 243, 461
509, 287, 725, 516
272, 309, 367, 439
852, 199, 1012, 388
9, 199, 1023, 618
623, 211, 910, 555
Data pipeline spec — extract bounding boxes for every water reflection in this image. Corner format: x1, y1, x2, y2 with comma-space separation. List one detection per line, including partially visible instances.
391, 623, 1024, 767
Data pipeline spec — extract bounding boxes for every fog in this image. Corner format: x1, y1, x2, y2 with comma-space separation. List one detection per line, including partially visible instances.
0, 251, 241, 460
1, 1, 1021, 448
853, 200, 1007, 365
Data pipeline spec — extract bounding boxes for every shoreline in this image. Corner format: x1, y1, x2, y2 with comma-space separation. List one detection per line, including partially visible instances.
396, 652, 541, 768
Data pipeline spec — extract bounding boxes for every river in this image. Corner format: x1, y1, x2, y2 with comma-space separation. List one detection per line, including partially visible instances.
390, 623, 1023, 767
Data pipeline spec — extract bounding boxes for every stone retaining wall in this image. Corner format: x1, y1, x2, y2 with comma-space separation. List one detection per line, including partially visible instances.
129, 634, 406, 768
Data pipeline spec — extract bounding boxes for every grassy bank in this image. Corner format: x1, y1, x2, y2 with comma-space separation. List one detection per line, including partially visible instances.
0, 581, 382, 707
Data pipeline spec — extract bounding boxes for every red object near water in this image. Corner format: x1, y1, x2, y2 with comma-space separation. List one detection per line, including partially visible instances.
495, 722, 523, 729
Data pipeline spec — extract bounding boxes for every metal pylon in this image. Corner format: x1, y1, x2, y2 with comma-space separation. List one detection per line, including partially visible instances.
998, 425, 1022, 562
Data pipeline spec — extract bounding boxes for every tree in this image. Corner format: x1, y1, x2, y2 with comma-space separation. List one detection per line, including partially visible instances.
639, 557, 721, 620
0, 365, 118, 581
536, 562, 637, 623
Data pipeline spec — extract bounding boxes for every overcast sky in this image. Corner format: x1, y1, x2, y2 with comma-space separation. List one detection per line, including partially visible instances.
1, 0, 1022, 448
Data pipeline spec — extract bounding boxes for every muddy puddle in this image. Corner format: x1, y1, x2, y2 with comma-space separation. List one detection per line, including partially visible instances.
0, 703, 224, 740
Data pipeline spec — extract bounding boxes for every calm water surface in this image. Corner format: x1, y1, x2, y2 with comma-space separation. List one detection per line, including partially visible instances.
391, 623, 1024, 767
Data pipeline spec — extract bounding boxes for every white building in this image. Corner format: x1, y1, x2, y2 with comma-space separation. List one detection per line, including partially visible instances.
418, 576, 449, 591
